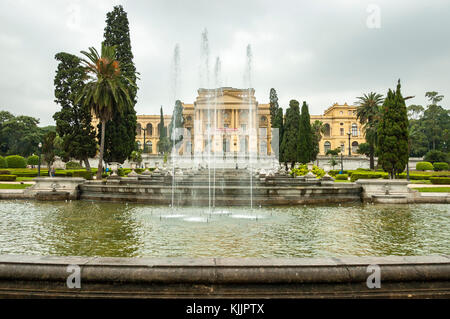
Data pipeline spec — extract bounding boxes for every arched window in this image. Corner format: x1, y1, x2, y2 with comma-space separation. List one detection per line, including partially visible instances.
352, 141, 359, 154
324, 141, 331, 153
146, 123, 153, 136
146, 141, 152, 154
323, 124, 331, 137
136, 123, 142, 136
352, 123, 358, 137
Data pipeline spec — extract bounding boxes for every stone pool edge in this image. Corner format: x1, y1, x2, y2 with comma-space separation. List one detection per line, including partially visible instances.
0, 255, 449, 298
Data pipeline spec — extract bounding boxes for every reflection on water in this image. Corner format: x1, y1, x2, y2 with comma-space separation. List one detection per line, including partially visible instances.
0, 201, 448, 258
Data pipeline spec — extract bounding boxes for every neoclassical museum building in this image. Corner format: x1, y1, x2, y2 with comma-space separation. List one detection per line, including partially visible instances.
133, 87, 366, 157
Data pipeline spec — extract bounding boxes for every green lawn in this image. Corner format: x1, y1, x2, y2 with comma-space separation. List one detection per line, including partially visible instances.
415, 187, 450, 193
16, 177, 36, 181
0, 183, 33, 189
334, 180, 350, 183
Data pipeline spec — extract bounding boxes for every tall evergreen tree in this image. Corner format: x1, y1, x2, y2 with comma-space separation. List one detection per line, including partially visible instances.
280, 100, 301, 168
269, 88, 279, 127
298, 101, 314, 164
271, 107, 284, 161
102, 5, 138, 164
377, 80, 409, 178
157, 107, 170, 154
168, 100, 184, 149
53, 52, 97, 170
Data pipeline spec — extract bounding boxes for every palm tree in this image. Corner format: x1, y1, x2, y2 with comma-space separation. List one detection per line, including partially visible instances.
76, 43, 136, 179
355, 92, 384, 169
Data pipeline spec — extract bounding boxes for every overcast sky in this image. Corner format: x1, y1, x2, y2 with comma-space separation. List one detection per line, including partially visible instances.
1, 0, 449, 126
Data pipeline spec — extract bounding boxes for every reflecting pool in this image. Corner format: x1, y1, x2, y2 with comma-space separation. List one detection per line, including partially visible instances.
0, 200, 448, 258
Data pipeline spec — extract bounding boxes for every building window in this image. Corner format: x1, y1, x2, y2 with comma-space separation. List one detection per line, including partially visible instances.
323, 124, 331, 137
340, 128, 344, 136
147, 123, 153, 136
146, 141, 152, 153
240, 124, 247, 133
339, 111, 343, 115
352, 141, 359, 154
324, 141, 331, 153
136, 123, 142, 136
259, 127, 267, 138
352, 123, 358, 137
348, 111, 352, 116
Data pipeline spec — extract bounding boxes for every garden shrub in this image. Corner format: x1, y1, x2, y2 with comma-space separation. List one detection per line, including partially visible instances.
424, 150, 449, 164
5, 155, 26, 168
0, 170, 11, 175
312, 165, 325, 178
335, 174, 348, 180
328, 170, 348, 177
135, 168, 144, 174
416, 161, 434, 171
27, 155, 39, 166
433, 162, 449, 171
429, 177, 450, 185
0, 156, 7, 168
72, 171, 93, 180
0, 175, 17, 181
65, 161, 82, 169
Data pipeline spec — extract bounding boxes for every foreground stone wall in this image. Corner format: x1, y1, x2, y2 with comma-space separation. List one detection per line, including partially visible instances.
0, 255, 448, 298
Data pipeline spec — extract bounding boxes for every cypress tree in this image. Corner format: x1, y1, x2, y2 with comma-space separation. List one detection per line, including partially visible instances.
280, 100, 301, 168
53, 52, 97, 170
168, 100, 184, 149
298, 101, 314, 164
102, 5, 138, 163
157, 107, 170, 154
269, 88, 279, 127
377, 80, 409, 178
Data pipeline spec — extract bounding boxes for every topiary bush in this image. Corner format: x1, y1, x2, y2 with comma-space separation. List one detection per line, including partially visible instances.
416, 161, 434, 171
0, 156, 7, 168
335, 174, 348, 180
5, 155, 27, 168
65, 161, 82, 169
433, 162, 449, 171
0, 175, 17, 181
429, 177, 450, 185
27, 155, 39, 166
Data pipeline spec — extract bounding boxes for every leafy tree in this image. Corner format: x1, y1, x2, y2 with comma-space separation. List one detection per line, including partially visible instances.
53, 52, 97, 170
328, 155, 338, 170
377, 80, 409, 178
76, 44, 136, 179
269, 88, 279, 127
168, 100, 184, 150
157, 107, 170, 154
356, 142, 371, 157
424, 150, 449, 164
355, 92, 384, 169
311, 120, 326, 162
102, 5, 138, 164
42, 131, 56, 170
0, 113, 42, 156
280, 100, 301, 168
298, 101, 314, 164
326, 147, 341, 156
407, 104, 424, 120
27, 155, 39, 167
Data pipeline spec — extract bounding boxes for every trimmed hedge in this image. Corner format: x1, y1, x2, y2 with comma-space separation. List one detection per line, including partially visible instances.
0, 175, 17, 181
65, 161, 82, 169
335, 174, 348, 180
72, 171, 93, 180
416, 161, 434, 171
433, 162, 449, 171
0, 170, 11, 175
429, 177, 450, 185
0, 156, 6, 168
5, 155, 26, 168
27, 155, 39, 166
350, 172, 388, 182
329, 170, 349, 177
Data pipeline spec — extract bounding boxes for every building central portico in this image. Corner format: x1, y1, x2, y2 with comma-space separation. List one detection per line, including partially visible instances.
180, 87, 272, 159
